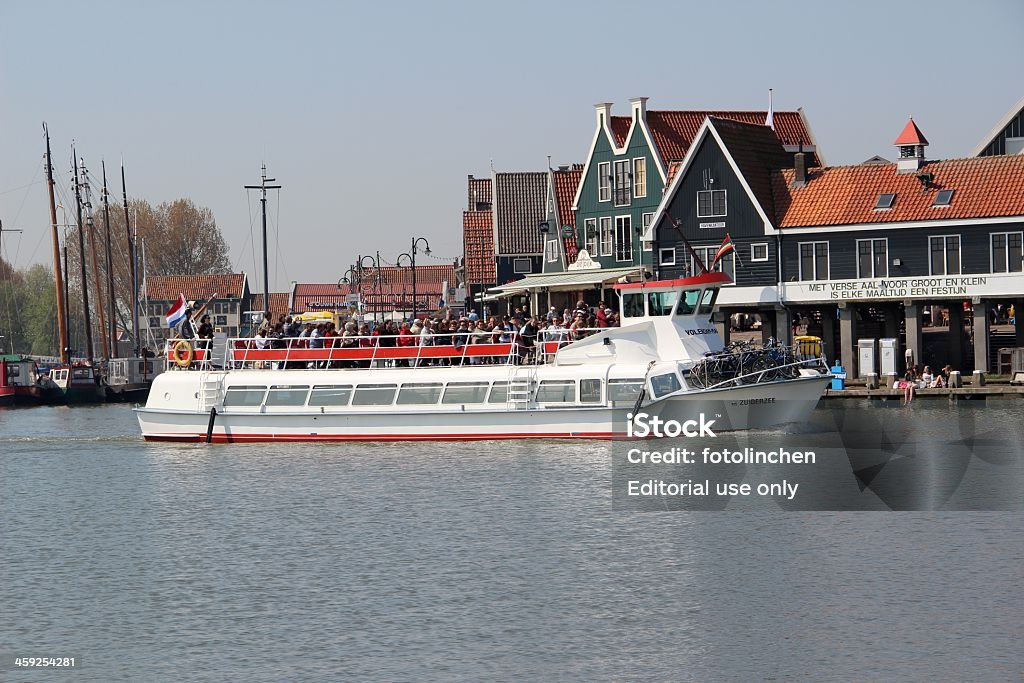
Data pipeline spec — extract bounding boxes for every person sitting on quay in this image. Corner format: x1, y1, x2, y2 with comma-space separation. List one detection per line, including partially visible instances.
902, 365, 918, 404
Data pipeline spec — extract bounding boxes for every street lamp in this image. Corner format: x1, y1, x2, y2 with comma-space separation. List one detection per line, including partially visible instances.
410, 237, 431, 318
395, 252, 413, 316
338, 267, 357, 288
357, 254, 381, 322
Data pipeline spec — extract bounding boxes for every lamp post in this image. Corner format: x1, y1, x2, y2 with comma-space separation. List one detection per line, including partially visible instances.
395, 252, 413, 319
410, 237, 431, 319
357, 254, 381, 322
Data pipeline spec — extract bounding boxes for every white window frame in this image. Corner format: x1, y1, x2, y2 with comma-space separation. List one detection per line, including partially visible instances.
856, 238, 888, 278
642, 212, 654, 252
991, 231, 1024, 273
545, 239, 559, 263
597, 162, 610, 203
659, 248, 676, 266
798, 241, 829, 281
613, 159, 631, 207
633, 157, 647, 198
513, 257, 532, 274
614, 215, 633, 263
751, 242, 769, 262
584, 218, 598, 255
599, 217, 613, 257
928, 234, 961, 276
697, 189, 727, 218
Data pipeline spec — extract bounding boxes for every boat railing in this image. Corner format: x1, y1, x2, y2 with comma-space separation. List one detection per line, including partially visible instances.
686, 339, 829, 390
163, 328, 617, 372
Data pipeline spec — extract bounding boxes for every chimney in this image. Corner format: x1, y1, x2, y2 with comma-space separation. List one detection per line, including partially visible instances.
594, 102, 613, 128
629, 96, 649, 123
792, 152, 807, 188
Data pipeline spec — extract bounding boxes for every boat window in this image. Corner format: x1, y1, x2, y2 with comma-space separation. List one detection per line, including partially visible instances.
352, 384, 398, 406
487, 382, 509, 403
72, 368, 92, 379
397, 383, 443, 405
442, 382, 489, 404
650, 373, 682, 398
580, 378, 602, 403
675, 289, 702, 316
223, 385, 268, 407
265, 385, 310, 407
622, 292, 645, 318
537, 380, 576, 403
6, 365, 19, 378
697, 288, 718, 315
308, 385, 353, 407
608, 379, 644, 402
647, 291, 679, 316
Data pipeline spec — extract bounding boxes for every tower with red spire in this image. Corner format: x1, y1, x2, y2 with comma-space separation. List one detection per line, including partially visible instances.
894, 116, 929, 173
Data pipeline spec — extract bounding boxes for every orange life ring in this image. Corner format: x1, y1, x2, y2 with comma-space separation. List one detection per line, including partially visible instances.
172, 340, 194, 368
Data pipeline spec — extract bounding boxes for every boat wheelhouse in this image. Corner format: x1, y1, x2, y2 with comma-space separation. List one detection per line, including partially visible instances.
136, 272, 831, 442
0, 355, 42, 407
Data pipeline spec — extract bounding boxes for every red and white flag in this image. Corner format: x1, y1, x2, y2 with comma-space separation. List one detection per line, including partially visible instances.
166, 294, 188, 328
711, 233, 735, 268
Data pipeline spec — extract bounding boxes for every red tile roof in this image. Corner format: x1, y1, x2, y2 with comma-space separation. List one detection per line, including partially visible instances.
291, 283, 350, 313
249, 292, 291, 319
711, 117, 795, 222
494, 171, 547, 255
463, 210, 496, 284
145, 274, 247, 301
553, 166, 583, 262
610, 116, 632, 147
894, 117, 929, 145
467, 175, 492, 210
773, 155, 1024, 228
645, 110, 817, 167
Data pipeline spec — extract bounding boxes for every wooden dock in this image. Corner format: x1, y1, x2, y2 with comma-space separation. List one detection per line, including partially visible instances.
824, 381, 1024, 400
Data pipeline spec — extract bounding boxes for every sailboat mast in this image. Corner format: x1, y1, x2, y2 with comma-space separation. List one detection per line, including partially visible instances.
73, 146, 95, 363
101, 161, 117, 356
44, 124, 70, 363
81, 161, 109, 360
121, 162, 139, 357
244, 164, 281, 318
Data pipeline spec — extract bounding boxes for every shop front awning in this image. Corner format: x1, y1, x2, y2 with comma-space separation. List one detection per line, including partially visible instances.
486, 267, 645, 297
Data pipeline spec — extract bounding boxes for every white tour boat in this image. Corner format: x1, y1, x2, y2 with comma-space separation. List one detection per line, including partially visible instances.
136, 272, 832, 442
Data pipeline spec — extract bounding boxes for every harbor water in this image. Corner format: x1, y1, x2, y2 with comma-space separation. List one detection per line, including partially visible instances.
2, 402, 1022, 681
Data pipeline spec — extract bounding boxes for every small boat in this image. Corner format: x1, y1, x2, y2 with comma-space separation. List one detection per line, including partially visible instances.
105, 356, 162, 402
42, 362, 106, 405
137, 272, 832, 442
0, 355, 43, 407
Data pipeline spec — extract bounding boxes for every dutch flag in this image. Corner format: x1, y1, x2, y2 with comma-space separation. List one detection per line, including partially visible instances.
166, 294, 188, 328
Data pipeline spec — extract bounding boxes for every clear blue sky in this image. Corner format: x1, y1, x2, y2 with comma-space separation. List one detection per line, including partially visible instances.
2, 0, 1021, 291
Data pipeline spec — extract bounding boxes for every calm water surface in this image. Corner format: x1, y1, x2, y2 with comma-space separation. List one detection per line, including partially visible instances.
1, 403, 1021, 682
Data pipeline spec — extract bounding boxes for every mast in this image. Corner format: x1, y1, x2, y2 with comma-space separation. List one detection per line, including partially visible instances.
244, 164, 281, 316
121, 162, 139, 356
101, 161, 117, 356
44, 124, 70, 363
73, 146, 94, 363
81, 160, 109, 360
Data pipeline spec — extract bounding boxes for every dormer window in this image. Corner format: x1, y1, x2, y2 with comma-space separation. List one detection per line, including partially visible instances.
874, 193, 896, 210
933, 189, 954, 207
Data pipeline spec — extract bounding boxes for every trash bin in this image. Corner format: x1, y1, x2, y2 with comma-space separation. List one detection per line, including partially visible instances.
830, 363, 846, 390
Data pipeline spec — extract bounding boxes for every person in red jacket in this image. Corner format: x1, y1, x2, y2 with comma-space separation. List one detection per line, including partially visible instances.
595, 301, 609, 328
396, 321, 417, 367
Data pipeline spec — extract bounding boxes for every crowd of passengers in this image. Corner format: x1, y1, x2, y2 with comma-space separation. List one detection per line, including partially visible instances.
192, 300, 621, 368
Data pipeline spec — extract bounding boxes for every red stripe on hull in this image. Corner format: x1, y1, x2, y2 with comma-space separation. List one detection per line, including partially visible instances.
144, 431, 620, 443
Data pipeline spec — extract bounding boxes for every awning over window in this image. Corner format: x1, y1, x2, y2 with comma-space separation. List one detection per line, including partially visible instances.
487, 266, 645, 296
